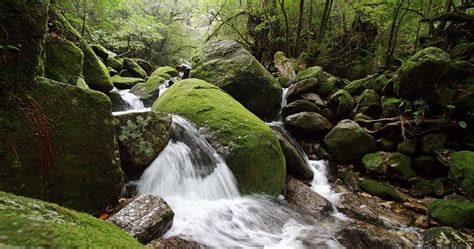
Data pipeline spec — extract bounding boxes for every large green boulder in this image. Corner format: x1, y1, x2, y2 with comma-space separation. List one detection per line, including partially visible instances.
427, 198, 474, 227
448, 151, 474, 197
124, 58, 147, 79
152, 79, 286, 195
130, 76, 166, 106
0, 191, 143, 248
45, 35, 87, 88
0, 78, 123, 214
151, 66, 179, 77
323, 120, 377, 163
356, 89, 381, 118
133, 58, 154, 75
283, 112, 333, 137
421, 133, 447, 154
382, 97, 402, 118
0, 0, 49, 93
328, 89, 354, 120
393, 47, 451, 99
106, 56, 124, 72
190, 40, 282, 120
111, 75, 145, 90
114, 112, 172, 180
49, 7, 113, 92
362, 152, 416, 180
343, 74, 381, 96
360, 179, 408, 202
281, 100, 321, 117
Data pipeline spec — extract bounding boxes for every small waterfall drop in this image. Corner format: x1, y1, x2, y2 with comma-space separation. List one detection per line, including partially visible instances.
112, 88, 150, 115
138, 115, 342, 248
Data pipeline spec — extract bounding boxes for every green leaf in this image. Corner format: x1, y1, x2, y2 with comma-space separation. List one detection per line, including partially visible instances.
459, 121, 467, 129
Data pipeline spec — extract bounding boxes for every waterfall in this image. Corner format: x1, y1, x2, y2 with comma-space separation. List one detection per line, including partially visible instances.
112, 88, 150, 115
138, 115, 342, 248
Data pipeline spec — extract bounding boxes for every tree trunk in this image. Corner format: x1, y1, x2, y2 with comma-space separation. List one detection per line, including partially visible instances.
317, 0, 333, 42
385, 0, 405, 66
293, 0, 305, 56
278, 0, 290, 55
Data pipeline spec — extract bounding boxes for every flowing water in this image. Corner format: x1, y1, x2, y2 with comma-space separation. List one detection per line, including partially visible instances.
138, 115, 342, 248
112, 88, 150, 115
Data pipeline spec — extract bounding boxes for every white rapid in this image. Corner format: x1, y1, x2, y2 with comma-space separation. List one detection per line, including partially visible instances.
138, 115, 342, 248
112, 88, 150, 115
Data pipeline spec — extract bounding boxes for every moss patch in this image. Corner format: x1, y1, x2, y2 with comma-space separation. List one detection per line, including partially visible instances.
360, 179, 408, 202
449, 151, 474, 197
153, 79, 286, 196
0, 191, 144, 248
427, 199, 474, 227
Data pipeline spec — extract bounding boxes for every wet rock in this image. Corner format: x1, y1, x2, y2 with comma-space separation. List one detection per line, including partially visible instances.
410, 180, 436, 197
449, 151, 474, 197
362, 152, 416, 181
111, 75, 145, 89
421, 133, 447, 154
130, 75, 166, 105
152, 66, 179, 77
124, 58, 147, 79
277, 76, 292, 88
323, 119, 377, 163
133, 58, 154, 75
393, 47, 451, 99
382, 97, 402, 118
299, 93, 326, 107
414, 215, 430, 228
360, 179, 409, 202
281, 100, 320, 117
427, 198, 474, 227
153, 79, 286, 196
107, 90, 128, 112
114, 112, 172, 180
328, 89, 354, 120
284, 112, 333, 137
270, 125, 314, 179
191, 40, 282, 119
148, 236, 203, 249
285, 176, 333, 217
422, 226, 472, 248
356, 89, 382, 118
108, 194, 174, 243
343, 171, 361, 192
91, 44, 110, 61
403, 201, 427, 215
286, 78, 318, 101
106, 56, 124, 71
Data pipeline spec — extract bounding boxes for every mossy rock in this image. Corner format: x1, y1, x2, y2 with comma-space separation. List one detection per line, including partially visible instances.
450, 42, 474, 61
421, 133, 447, 154
393, 47, 451, 99
190, 40, 282, 120
382, 97, 402, 118
362, 152, 416, 180
111, 75, 145, 90
281, 99, 321, 117
49, 7, 113, 92
283, 112, 333, 137
0, 191, 143, 248
295, 66, 334, 84
0, 78, 123, 214
397, 139, 417, 155
356, 89, 381, 118
91, 44, 110, 61
106, 56, 124, 72
44, 35, 87, 88
323, 119, 377, 163
343, 74, 378, 96
0, 0, 49, 93
423, 226, 471, 248
130, 76, 166, 106
123, 58, 147, 79
413, 155, 448, 177
376, 138, 396, 151
120, 69, 134, 77
427, 199, 474, 227
132, 58, 154, 75
152, 79, 286, 196
360, 179, 408, 202
151, 66, 179, 77
114, 112, 172, 180
448, 151, 474, 197
277, 76, 292, 88
328, 89, 354, 120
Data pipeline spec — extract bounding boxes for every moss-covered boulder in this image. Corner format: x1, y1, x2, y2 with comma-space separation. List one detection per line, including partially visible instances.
0, 0, 49, 93
427, 199, 474, 227
323, 120, 377, 163
423, 226, 472, 248
152, 79, 286, 195
360, 179, 408, 202
0, 78, 123, 214
362, 152, 416, 180
114, 112, 172, 180
91, 44, 110, 61
0, 191, 143, 248
152, 66, 179, 78
133, 58, 154, 75
328, 89, 354, 120
382, 97, 402, 118
397, 139, 417, 155
448, 151, 474, 197
130, 76, 166, 106
190, 40, 282, 120
111, 75, 145, 90
284, 112, 333, 137
356, 89, 381, 118
281, 100, 321, 117
44, 35, 87, 88
106, 56, 124, 72
49, 7, 114, 92
123, 58, 148, 79
343, 75, 379, 96
421, 133, 447, 154
393, 47, 451, 99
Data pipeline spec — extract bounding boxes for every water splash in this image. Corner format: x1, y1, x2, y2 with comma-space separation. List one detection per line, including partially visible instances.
118, 89, 145, 110
138, 115, 342, 248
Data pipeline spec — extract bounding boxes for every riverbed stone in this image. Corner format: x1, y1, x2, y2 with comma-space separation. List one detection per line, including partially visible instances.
124, 58, 148, 79
148, 236, 201, 249
111, 75, 145, 89
427, 198, 474, 227
133, 58, 154, 75
281, 100, 320, 117
0, 191, 143, 248
362, 152, 416, 180
285, 176, 332, 217
284, 112, 333, 137
328, 89, 354, 120
152, 79, 286, 196
108, 194, 174, 243
114, 112, 172, 180
422, 226, 472, 248
448, 151, 474, 197
323, 120, 377, 163
393, 47, 451, 99
360, 179, 408, 202
356, 89, 381, 118
191, 40, 282, 120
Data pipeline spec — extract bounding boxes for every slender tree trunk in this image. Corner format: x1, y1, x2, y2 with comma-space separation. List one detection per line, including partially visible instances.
389, 2, 410, 62
278, 0, 290, 55
81, 3, 87, 36
385, 0, 404, 66
317, 0, 333, 42
294, 0, 305, 56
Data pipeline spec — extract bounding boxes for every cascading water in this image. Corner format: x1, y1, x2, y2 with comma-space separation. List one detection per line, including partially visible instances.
138, 115, 342, 248
112, 88, 150, 115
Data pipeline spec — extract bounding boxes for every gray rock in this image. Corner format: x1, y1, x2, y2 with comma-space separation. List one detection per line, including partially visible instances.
108, 194, 174, 243
281, 99, 321, 117
285, 176, 333, 217
284, 112, 333, 137
422, 226, 471, 249
148, 236, 203, 249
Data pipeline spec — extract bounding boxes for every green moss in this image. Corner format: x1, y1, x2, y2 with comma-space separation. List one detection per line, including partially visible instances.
123, 58, 147, 79
423, 226, 471, 248
153, 79, 286, 196
449, 151, 474, 197
362, 152, 416, 180
427, 199, 474, 227
0, 191, 144, 248
360, 179, 408, 202
421, 133, 447, 154
106, 56, 124, 72
49, 7, 113, 92
343, 75, 378, 96
151, 66, 178, 77
397, 139, 417, 155
383, 98, 402, 118
356, 89, 381, 116
144, 76, 166, 94
111, 75, 145, 90
328, 89, 354, 119
0, 77, 123, 214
